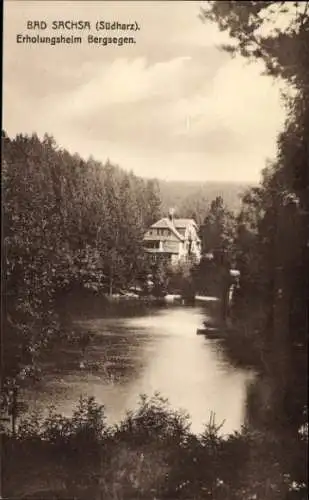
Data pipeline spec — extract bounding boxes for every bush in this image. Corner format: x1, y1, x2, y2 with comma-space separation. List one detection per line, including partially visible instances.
2, 393, 306, 500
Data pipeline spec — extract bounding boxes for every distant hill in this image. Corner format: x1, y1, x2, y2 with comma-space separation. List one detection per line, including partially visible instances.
158, 180, 252, 224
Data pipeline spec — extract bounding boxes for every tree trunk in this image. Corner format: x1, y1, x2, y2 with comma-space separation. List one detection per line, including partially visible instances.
271, 202, 297, 422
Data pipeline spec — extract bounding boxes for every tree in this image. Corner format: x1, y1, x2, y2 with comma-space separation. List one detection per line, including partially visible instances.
143, 179, 162, 227
200, 0, 309, 439
200, 1, 309, 86
201, 196, 236, 259
2, 132, 164, 393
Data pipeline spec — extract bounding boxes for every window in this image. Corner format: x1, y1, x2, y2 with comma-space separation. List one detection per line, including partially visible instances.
145, 241, 160, 249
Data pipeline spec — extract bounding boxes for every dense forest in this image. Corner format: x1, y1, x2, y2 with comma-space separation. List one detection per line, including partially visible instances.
2, 132, 163, 382
1, 1, 308, 499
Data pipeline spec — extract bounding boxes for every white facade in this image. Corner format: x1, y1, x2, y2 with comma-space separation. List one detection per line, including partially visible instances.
143, 215, 201, 265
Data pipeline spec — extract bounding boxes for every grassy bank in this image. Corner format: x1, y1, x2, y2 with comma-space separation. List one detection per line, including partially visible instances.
2, 394, 307, 500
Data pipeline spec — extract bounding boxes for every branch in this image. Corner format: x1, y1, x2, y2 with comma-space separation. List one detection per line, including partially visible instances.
301, 1, 309, 26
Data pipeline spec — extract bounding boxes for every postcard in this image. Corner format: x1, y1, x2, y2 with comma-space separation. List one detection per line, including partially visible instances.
2, 1, 308, 499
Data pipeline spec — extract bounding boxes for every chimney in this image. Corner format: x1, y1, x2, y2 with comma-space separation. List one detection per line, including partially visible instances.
168, 208, 175, 223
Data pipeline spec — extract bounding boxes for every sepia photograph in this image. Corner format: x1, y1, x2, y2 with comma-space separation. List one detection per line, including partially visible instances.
1, 1, 308, 499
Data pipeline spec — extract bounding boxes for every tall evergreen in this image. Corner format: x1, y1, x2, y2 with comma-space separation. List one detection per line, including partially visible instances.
2, 133, 162, 382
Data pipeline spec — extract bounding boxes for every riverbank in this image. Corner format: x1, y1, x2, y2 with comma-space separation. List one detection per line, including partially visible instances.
2, 394, 306, 500
56, 289, 179, 319
57, 286, 219, 306
196, 295, 270, 372
55, 289, 219, 326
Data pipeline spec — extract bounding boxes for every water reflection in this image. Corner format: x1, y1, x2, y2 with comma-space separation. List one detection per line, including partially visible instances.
23, 305, 256, 434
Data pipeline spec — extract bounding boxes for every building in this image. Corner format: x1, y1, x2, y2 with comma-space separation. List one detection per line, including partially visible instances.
143, 210, 201, 265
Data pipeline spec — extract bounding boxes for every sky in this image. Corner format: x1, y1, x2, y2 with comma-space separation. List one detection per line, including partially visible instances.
3, 1, 287, 182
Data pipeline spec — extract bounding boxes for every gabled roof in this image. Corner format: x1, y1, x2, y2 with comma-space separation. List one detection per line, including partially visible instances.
152, 217, 197, 229
149, 218, 184, 241
151, 218, 173, 228
173, 218, 197, 229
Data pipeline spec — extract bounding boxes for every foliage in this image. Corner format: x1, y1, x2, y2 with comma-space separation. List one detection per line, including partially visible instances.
115, 393, 190, 446
2, 394, 307, 500
201, 0, 309, 439
2, 133, 162, 385
144, 259, 197, 298
17, 396, 106, 445
201, 195, 236, 257
192, 196, 236, 297
166, 260, 194, 295
200, 1, 309, 86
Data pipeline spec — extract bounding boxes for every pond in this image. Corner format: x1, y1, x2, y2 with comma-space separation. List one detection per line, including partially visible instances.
22, 303, 256, 434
